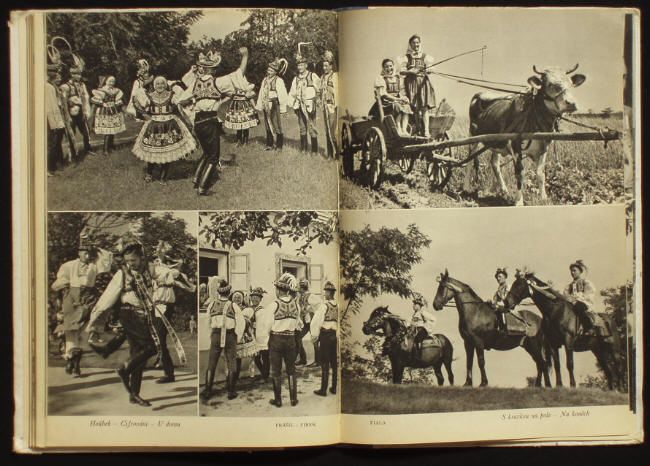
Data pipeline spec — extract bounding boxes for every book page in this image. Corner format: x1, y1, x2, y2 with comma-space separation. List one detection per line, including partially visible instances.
13, 8, 341, 451
337, 6, 642, 446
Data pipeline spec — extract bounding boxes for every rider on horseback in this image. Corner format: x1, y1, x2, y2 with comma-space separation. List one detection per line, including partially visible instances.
490, 268, 510, 334
410, 293, 436, 355
564, 260, 597, 332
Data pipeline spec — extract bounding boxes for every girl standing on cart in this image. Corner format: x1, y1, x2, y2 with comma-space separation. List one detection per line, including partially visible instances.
369, 58, 411, 137
90, 76, 126, 155
399, 34, 436, 138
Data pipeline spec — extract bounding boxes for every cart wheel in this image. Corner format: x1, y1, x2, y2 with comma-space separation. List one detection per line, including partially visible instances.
427, 133, 454, 190
341, 123, 354, 178
397, 154, 416, 174
361, 127, 387, 189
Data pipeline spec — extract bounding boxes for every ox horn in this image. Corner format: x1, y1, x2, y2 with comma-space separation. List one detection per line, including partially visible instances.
532, 65, 543, 75
566, 63, 579, 74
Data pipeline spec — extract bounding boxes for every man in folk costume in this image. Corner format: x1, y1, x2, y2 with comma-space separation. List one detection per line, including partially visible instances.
320, 51, 338, 158
398, 34, 436, 138
491, 268, 510, 333
60, 55, 93, 156
256, 58, 289, 151
296, 278, 319, 366
249, 287, 270, 381
179, 47, 250, 195
564, 260, 598, 332
85, 234, 186, 407
46, 59, 66, 176
289, 50, 321, 154
409, 293, 436, 355
200, 277, 245, 402
310, 281, 338, 396
126, 59, 155, 121
51, 232, 111, 377
257, 273, 303, 408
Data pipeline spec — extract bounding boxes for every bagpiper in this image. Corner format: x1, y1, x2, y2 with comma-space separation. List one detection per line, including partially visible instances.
200, 277, 244, 402
59, 54, 93, 156
179, 47, 250, 195
256, 58, 289, 151
564, 260, 598, 332
320, 51, 338, 158
310, 281, 338, 396
289, 48, 321, 154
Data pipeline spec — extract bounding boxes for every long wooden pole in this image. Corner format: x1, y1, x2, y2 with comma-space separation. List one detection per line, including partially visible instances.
400, 130, 621, 154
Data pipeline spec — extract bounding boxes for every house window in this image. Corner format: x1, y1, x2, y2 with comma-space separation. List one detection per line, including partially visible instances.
309, 264, 324, 296
230, 253, 250, 293
198, 248, 229, 312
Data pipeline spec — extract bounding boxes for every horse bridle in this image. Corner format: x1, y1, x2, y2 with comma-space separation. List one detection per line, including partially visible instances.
437, 280, 482, 306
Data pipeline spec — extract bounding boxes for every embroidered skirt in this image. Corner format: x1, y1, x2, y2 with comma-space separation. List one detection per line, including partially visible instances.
132, 115, 197, 164
224, 97, 260, 130
94, 106, 126, 135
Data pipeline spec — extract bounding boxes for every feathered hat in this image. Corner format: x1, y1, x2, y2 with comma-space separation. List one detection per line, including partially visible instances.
249, 286, 267, 298
274, 272, 298, 292
268, 57, 288, 76
323, 280, 337, 292
116, 232, 144, 255
322, 50, 335, 64
217, 278, 232, 295
77, 230, 95, 252
295, 42, 312, 65
495, 267, 508, 279
298, 278, 310, 291
197, 50, 221, 68
46, 43, 62, 74
412, 292, 427, 307
569, 260, 588, 273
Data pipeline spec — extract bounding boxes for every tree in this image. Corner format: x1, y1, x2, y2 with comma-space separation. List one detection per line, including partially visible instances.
339, 223, 431, 335
199, 211, 337, 254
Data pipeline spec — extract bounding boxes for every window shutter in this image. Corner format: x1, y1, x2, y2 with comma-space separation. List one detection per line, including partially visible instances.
309, 264, 324, 296
230, 253, 250, 292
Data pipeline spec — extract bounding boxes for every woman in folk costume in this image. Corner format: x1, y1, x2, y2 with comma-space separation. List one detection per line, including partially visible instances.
409, 293, 436, 354
289, 49, 321, 154
85, 233, 187, 407
256, 273, 303, 408
256, 58, 289, 151
369, 58, 412, 136
320, 51, 338, 158
50, 231, 112, 378
398, 34, 436, 137
224, 74, 259, 147
178, 47, 250, 195
491, 267, 510, 333
564, 260, 598, 332
232, 290, 258, 383
131, 76, 197, 184
200, 277, 245, 402
90, 75, 126, 154
126, 58, 155, 121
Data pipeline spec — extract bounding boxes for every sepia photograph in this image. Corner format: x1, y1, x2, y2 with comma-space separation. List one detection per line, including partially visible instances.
197, 211, 339, 417
340, 206, 633, 415
47, 212, 198, 415
45, 9, 338, 211
338, 8, 632, 209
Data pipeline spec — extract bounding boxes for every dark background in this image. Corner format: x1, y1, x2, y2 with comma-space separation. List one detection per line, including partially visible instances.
1, 0, 647, 464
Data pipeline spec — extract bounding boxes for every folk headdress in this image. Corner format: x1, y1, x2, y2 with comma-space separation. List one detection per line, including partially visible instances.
274, 272, 298, 292
69, 52, 85, 75
46, 43, 62, 74
217, 278, 232, 295
323, 280, 337, 292
322, 50, 335, 65
495, 267, 508, 279
155, 239, 173, 256
116, 232, 144, 255
299, 278, 310, 291
197, 50, 222, 68
295, 41, 312, 65
249, 286, 267, 298
268, 58, 288, 76
77, 230, 95, 252
412, 292, 427, 307
570, 260, 588, 273
136, 58, 150, 75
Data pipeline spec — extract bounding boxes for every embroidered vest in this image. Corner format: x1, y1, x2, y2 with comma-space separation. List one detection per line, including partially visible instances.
383, 75, 400, 96
324, 302, 338, 322
299, 292, 311, 318
322, 73, 335, 103
192, 77, 222, 101
407, 53, 427, 71
274, 299, 299, 321
210, 300, 235, 319
147, 91, 174, 115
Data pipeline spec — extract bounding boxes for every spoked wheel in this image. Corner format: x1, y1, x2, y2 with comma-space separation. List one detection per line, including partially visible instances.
426, 132, 454, 191
340, 122, 354, 178
361, 127, 387, 189
397, 154, 416, 174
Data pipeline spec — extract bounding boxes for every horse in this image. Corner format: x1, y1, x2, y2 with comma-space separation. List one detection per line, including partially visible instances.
432, 269, 550, 388
504, 270, 623, 391
362, 306, 454, 385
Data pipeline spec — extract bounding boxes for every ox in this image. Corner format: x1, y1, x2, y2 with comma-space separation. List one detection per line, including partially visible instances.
468, 64, 586, 206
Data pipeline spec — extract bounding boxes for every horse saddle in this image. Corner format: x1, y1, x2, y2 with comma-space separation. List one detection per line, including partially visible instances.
421, 335, 444, 348
578, 312, 612, 337
504, 312, 535, 337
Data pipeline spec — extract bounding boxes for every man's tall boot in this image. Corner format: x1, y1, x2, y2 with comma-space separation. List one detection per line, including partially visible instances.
311, 136, 319, 154
192, 158, 207, 189
89, 332, 126, 359
269, 376, 282, 407
65, 355, 74, 375
200, 369, 215, 402
72, 349, 82, 378
300, 135, 308, 152
314, 367, 328, 396
129, 369, 151, 407
276, 134, 283, 152
198, 163, 217, 196
330, 366, 337, 395
288, 375, 298, 406
265, 131, 274, 150
227, 371, 238, 400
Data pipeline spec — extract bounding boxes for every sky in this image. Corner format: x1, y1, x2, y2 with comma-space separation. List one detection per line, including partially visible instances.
341, 205, 631, 387
189, 9, 250, 42
339, 8, 627, 117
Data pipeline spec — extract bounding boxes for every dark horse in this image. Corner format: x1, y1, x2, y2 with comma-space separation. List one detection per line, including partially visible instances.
433, 270, 550, 387
362, 306, 454, 385
504, 270, 623, 391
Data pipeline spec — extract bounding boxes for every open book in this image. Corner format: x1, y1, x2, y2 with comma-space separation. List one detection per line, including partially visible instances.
11, 7, 643, 451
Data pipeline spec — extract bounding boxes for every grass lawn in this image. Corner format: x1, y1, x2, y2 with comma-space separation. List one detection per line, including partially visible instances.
48, 116, 338, 211
342, 378, 629, 414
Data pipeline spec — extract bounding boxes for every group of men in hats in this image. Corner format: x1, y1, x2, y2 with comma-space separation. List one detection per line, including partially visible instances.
200, 272, 339, 409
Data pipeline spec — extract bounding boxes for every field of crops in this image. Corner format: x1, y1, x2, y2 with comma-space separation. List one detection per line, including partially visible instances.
340, 113, 626, 209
